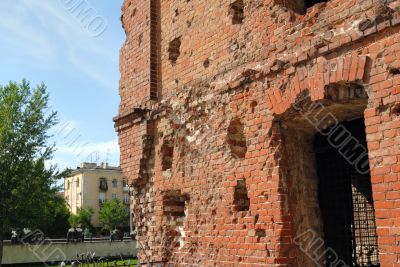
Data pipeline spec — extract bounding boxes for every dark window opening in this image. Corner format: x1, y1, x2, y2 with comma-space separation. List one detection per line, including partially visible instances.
234, 180, 250, 211
314, 118, 379, 267
230, 0, 244, 24
280, 0, 328, 15
305, 0, 327, 9
168, 37, 181, 66
99, 177, 108, 191
227, 118, 247, 159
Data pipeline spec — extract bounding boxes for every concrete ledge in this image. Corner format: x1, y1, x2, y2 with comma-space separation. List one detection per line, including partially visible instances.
2, 241, 136, 264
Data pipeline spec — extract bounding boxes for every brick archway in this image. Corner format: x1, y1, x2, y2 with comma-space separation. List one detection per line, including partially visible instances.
267, 55, 375, 266
265, 55, 369, 116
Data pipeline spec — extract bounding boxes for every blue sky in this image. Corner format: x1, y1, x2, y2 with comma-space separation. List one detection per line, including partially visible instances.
0, 0, 125, 170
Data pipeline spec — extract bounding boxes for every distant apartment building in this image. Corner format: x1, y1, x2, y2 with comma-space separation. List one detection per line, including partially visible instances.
64, 162, 130, 227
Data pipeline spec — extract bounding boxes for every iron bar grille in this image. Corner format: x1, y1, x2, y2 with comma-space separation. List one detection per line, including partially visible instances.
315, 119, 380, 267
351, 175, 380, 266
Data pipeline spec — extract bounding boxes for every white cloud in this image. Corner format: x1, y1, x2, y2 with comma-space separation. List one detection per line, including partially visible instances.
50, 119, 120, 169
0, 1, 122, 170
51, 119, 82, 136
0, 5, 55, 60
0, 0, 120, 90
68, 51, 117, 90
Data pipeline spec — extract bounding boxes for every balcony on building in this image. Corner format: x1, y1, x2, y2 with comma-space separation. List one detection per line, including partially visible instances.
99, 177, 108, 191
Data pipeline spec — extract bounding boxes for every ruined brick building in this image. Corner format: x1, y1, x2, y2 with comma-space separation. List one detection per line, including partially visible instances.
114, 0, 400, 265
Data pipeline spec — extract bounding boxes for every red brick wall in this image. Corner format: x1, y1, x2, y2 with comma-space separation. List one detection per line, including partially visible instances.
115, 0, 400, 265
119, 0, 152, 115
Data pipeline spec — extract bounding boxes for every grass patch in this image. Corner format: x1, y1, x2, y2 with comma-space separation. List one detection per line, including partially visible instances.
48, 258, 138, 267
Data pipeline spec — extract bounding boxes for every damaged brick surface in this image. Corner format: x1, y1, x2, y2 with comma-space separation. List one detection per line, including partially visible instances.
115, 0, 400, 266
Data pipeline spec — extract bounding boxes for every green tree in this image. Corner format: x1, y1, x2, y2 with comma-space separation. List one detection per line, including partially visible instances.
40, 195, 70, 238
68, 207, 94, 229
99, 199, 129, 232
0, 80, 62, 266
68, 214, 80, 228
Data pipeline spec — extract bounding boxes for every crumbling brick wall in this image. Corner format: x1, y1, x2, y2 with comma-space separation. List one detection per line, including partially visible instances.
115, 0, 400, 266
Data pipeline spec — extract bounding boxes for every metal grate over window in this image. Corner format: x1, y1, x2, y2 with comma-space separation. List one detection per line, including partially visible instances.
315, 119, 380, 267
351, 175, 380, 266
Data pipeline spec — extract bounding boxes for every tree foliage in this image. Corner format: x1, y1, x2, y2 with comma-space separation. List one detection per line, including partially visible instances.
40, 195, 70, 238
0, 80, 62, 266
68, 207, 94, 229
99, 199, 129, 231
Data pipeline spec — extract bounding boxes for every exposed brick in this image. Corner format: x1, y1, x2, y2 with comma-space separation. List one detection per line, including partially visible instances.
115, 0, 400, 265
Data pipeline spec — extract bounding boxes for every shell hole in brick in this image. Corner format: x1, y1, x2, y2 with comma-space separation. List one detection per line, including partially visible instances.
203, 58, 210, 68
389, 67, 400, 75
168, 37, 181, 65
230, 0, 244, 24
163, 191, 188, 248
131, 8, 136, 18
234, 180, 250, 211
161, 140, 174, 171
227, 118, 247, 158
163, 192, 186, 217
250, 101, 258, 113
255, 229, 266, 238
391, 103, 400, 116
138, 33, 143, 46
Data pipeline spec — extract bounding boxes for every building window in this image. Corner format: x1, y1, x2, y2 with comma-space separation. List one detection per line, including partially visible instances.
112, 179, 118, 188
76, 178, 79, 187
67, 181, 70, 190
99, 177, 108, 191
112, 194, 117, 200
123, 178, 129, 192
99, 192, 106, 204
123, 195, 130, 205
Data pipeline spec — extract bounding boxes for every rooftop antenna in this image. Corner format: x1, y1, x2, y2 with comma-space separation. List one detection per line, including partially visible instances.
105, 149, 110, 164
